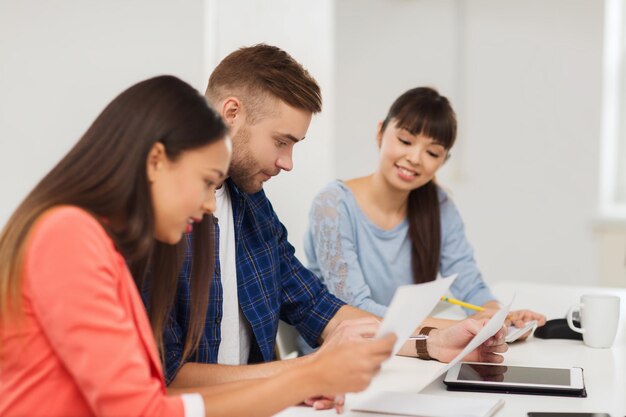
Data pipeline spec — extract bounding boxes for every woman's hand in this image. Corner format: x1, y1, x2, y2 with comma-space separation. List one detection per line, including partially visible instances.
470, 302, 546, 342
507, 309, 546, 327
303, 395, 344, 412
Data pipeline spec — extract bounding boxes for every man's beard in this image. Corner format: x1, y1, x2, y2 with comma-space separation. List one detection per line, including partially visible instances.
228, 126, 263, 194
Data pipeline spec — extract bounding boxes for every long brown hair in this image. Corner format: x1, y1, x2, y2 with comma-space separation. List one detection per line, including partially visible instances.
380, 87, 457, 284
0, 75, 226, 364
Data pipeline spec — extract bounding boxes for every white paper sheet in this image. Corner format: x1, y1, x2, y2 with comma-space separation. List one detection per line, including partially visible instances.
505, 319, 537, 343
376, 274, 457, 355
349, 391, 504, 417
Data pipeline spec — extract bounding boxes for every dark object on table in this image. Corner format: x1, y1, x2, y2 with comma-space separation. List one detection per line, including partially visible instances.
527, 413, 611, 417
533, 318, 583, 340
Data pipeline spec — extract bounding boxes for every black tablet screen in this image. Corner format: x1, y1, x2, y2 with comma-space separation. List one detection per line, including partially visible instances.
458, 364, 571, 386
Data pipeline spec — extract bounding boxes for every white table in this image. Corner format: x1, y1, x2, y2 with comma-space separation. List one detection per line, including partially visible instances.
274, 281, 626, 417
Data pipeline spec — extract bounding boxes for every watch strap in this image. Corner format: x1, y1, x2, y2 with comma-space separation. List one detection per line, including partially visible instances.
415, 326, 436, 360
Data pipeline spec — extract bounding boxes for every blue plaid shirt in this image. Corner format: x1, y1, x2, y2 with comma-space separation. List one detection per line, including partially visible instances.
162, 179, 345, 384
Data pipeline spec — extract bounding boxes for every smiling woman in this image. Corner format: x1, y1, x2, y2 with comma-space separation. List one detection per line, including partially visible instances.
299, 87, 545, 354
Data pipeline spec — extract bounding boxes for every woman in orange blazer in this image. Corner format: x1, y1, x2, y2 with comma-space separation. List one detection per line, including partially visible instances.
0, 76, 396, 417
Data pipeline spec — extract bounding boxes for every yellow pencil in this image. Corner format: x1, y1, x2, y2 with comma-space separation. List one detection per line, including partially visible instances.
440, 296, 485, 312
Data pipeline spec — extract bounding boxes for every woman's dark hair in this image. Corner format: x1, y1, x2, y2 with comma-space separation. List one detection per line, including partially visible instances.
381, 87, 457, 284
0, 75, 227, 365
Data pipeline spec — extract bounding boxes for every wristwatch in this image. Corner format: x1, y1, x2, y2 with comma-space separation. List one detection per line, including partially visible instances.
415, 326, 437, 360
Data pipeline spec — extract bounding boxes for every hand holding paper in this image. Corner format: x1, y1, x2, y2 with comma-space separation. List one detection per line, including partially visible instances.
439, 296, 513, 372
374, 273, 509, 365
428, 317, 507, 368
375, 275, 457, 355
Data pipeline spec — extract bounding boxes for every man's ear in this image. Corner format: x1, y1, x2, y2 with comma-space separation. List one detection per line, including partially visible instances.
376, 121, 384, 148
146, 142, 166, 183
221, 97, 243, 127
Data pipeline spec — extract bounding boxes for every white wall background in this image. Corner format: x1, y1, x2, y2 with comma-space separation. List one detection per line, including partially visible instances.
0, 0, 206, 225
456, 1, 603, 287
333, 0, 604, 287
0, 1, 616, 287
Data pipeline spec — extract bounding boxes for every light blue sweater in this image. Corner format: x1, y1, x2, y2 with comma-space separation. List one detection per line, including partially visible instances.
303, 180, 496, 318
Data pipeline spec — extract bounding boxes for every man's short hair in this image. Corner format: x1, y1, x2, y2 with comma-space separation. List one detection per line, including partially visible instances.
206, 44, 322, 123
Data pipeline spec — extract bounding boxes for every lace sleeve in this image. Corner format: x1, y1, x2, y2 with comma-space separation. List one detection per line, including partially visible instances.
307, 185, 388, 317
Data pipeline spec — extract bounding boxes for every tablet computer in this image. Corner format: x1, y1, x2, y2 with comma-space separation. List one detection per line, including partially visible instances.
444, 363, 585, 396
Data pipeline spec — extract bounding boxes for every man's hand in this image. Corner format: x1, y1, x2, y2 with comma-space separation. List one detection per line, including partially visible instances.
318, 317, 381, 350
426, 318, 508, 363
304, 317, 381, 412
305, 333, 396, 413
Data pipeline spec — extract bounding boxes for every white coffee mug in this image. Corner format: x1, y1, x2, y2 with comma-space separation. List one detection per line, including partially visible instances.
566, 294, 621, 348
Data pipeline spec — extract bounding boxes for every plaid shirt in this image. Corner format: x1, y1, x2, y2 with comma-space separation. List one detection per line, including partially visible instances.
162, 179, 344, 384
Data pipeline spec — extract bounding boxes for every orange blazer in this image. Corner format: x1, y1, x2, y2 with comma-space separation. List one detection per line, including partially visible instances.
0, 207, 184, 417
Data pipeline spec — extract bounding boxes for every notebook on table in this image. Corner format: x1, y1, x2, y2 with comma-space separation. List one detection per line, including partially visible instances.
349, 391, 504, 417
